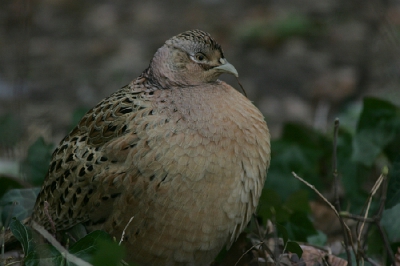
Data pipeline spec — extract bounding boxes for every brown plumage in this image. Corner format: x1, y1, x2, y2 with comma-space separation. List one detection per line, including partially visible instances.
31, 29, 271, 265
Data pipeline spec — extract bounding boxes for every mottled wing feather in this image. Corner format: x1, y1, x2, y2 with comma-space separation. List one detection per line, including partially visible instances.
31, 78, 155, 231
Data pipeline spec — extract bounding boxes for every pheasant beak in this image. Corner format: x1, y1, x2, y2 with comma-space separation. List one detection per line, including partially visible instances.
214, 59, 239, 77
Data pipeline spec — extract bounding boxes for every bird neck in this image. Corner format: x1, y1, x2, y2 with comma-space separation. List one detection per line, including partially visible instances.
146, 45, 181, 88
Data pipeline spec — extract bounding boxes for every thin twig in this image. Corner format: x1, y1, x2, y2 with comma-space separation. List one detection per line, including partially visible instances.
358, 249, 381, 266
332, 118, 352, 266
5, 261, 24, 265
353, 170, 387, 265
292, 172, 340, 218
119, 216, 134, 246
376, 223, 394, 264
354, 173, 383, 264
340, 169, 394, 265
332, 118, 339, 173
253, 214, 275, 261
270, 210, 280, 264
373, 168, 395, 264
31, 221, 92, 266
291, 172, 355, 255
236, 77, 248, 98
375, 167, 389, 219
340, 213, 374, 223
358, 173, 384, 241
65, 232, 78, 243
364, 257, 380, 266
235, 241, 263, 266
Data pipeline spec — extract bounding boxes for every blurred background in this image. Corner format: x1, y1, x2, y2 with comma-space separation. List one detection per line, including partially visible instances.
1, 0, 400, 152
1, 0, 400, 262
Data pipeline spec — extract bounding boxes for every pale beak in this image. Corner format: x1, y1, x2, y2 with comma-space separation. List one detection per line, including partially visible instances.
214, 59, 239, 77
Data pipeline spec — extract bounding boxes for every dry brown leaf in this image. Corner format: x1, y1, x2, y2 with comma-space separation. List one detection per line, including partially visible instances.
300, 244, 347, 266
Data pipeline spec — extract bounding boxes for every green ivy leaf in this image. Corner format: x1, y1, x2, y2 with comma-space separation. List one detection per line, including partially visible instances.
0, 175, 23, 198
69, 230, 115, 261
265, 157, 302, 202
285, 190, 310, 213
59, 223, 88, 246
0, 188, 40, 226
9, 218, 35, 255
0, 113, 23, 147
285, 241, 303, 258
336, 128, 371, 210
276, 223, 289, 244
21, 137, 54, 186
21, 230, 122, 265
352, 130, 385, 167
306, 230, 327, 246
24, 243, 64, 266
286, 212, 317, 242
387, 156, 400, 209
90, 238, 126, 266
10, 219, 65, 265
258, 189, 312, 226
266, 123, 330, 200
352, 98, 400, 166
381, 203, 400, 243
366, 226, 384, 256
258, 189, 290, 223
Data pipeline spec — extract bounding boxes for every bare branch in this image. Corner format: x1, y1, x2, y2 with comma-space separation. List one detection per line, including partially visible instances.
119, 216, 134, 246
358, 173, 384, 241
332, 118, 352, 266
31, 221, 92, 266
235, 241, 263, 266
291, 172, 356, 260
373, 168, 395, 264
339, 213, 374, 223
292, 172, 339, 218
338, 168, 394, 265
235, 77, 247, 98
253, 214, 275, 260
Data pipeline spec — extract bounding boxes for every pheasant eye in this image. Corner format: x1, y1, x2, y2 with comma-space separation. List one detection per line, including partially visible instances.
195, 53, 205, 61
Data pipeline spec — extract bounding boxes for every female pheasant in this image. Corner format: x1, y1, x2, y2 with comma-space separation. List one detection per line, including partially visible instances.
32, 29, 271, 265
